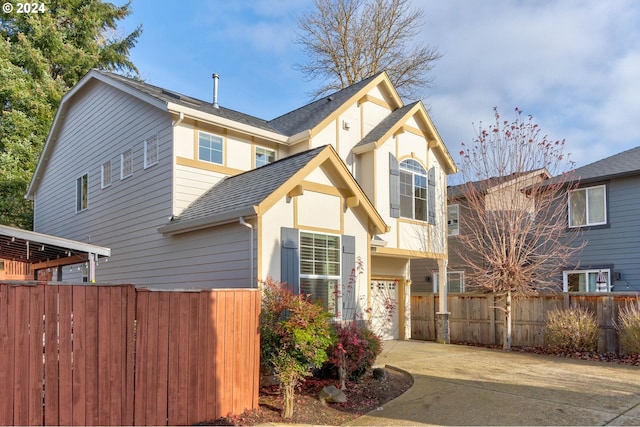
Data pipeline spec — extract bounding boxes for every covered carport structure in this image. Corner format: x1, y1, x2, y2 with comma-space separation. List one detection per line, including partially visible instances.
0, 225, 110, 282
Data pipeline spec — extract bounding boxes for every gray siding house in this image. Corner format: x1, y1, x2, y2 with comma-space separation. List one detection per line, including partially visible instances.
561, 145, 640, 292
412, 145, 640, 294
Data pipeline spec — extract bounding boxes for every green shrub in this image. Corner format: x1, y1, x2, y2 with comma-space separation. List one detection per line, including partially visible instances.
259, 278, 335, 419
544, 306, 599, 353
617, 299, 640, 355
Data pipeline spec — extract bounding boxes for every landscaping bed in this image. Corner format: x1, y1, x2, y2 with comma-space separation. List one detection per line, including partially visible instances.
202, 366, 413, 426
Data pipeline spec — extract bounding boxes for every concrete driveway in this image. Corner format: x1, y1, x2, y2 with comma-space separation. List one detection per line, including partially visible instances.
346, 340, 640, 426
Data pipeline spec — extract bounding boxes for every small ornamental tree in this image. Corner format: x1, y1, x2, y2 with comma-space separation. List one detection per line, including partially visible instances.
456, 107, 585, 350
260, 278, 334, 419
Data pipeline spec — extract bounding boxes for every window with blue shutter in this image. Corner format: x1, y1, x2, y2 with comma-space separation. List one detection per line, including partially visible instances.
281, 227, 300, 294
428, 167, 436, 225
389, 153, 400, 218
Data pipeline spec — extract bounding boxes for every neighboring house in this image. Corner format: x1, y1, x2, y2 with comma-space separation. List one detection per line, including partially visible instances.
411, 169, 550, 293
26, 69, 457, 339
561, 145, 640, 292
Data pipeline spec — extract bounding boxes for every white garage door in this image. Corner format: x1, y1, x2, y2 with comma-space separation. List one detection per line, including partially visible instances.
370, 280, 400, 340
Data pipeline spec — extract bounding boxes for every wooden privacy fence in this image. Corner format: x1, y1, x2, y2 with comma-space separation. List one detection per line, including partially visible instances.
411, 292, 640, 353
0, 282, 260, 426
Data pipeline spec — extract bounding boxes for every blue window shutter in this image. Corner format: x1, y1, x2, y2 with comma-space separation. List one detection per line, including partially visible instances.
281, 227, 300, 294
389, 153, 400, 218
341, 235, 356, 320
428, 167, 436, 225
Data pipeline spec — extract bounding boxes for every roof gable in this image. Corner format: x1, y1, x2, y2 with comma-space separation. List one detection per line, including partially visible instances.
449, 169, 551, 200
158, 145, 388, 235
353, 101, 457, 174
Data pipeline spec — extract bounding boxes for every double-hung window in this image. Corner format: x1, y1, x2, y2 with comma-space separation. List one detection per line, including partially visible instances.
121, 149, 133, 179
144, 135, 158, 168
198, 131, 223, 165
399, 159, 428, 222
564, 269, 610, 292
299, 232, 341, 315
569, 185, 606, 227
255, 146, 276, 168
76, 174, 88, 212
101, 160, 111, 188
448, 204, 459, 235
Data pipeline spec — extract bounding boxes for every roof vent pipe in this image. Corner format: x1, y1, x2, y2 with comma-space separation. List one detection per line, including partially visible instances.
212, 73, 219, 109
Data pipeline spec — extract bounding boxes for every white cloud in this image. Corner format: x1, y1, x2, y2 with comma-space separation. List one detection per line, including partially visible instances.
418, 0, 640, 168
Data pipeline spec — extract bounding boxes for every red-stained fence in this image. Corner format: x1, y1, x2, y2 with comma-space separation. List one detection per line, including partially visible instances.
0, 283, 260, 426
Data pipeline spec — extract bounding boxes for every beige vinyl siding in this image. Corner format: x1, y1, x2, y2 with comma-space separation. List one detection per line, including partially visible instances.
173, 164, 227, 216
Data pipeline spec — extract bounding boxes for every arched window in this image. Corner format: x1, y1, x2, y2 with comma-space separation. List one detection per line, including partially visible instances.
399, 159, 427, 221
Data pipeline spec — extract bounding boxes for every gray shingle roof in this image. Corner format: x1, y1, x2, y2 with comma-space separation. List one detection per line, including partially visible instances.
355, 102, 418, 148
166, 146, 327, 228
94, 69, 279, 133
267, 72, 384, 136
570, 145, 640, 183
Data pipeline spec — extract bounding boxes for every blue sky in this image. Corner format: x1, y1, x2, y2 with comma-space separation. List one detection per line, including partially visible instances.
118, 0, 640, 173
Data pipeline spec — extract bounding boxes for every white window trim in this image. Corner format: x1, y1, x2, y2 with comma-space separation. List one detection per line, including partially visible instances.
448, 204, 460, 236
568, 184, 607, 228
198, 131, 224, 165
255, 146, 276, 168
563, 268, 611, 292
399, 159, 428, 222
120, 149, 133, 180
144, 134, 158, 169
433, 270, 465, 293
101, 160, 111, 189
299, 231, 342, 317
76, 173, 88, 213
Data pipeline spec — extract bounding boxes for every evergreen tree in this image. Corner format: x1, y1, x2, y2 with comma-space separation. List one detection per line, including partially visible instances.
0, 0, 141, 228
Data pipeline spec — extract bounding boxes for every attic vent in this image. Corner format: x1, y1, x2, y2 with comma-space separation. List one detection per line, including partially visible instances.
327, 96, 334, 101
161, 89, 180, 100
160, 89, 202, 107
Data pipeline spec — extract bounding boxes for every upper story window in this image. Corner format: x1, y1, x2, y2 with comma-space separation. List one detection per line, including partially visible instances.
569, 185, 606, 227
399, 159, 428, 222
448, 204, 459, 235
564, 269, 610, 292
299, 232, 341, 315
144, 135, 158, 168
101, 160, 111, 188
121, 149, 133, 179
255, 146, 276, 168
198, 131, 223, 165
76, 174, 88, 212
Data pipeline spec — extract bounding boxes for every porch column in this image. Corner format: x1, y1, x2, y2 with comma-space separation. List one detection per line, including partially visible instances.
88, 253, 96, 283
436, 258, 450, 344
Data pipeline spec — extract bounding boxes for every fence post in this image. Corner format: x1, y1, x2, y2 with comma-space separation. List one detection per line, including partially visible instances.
488, 294, 496, 345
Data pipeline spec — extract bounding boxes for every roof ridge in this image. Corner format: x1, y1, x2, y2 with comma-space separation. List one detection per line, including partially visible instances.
92, 69, 275, 125
268, 72, 383, 123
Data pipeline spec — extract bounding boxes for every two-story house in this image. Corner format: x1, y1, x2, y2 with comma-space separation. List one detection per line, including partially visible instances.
411, 169, 551, 293
561, 145, 640, 292
26, 69, 457, 339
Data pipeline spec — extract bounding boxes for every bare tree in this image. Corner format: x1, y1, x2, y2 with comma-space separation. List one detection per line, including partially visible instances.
456, 108, 584, 350
294, 0, 441, 100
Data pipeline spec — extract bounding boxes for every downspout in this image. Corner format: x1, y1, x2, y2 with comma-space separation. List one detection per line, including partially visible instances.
239, 217, 254, 288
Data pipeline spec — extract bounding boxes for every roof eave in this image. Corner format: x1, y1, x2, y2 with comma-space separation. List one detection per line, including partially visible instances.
157, 207, 258, 236
168, 103, 288, 143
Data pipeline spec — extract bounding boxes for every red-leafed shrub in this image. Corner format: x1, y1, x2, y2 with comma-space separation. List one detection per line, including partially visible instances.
326, 321, 382, 389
